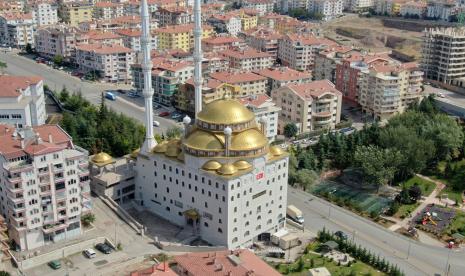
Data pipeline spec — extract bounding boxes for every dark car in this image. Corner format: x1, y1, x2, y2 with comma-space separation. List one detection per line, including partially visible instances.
117, 89, 126, 94
95, 243, 112, 254
335, 231, 348, 240
158, 111, 170, 117
48, 260, 61, 270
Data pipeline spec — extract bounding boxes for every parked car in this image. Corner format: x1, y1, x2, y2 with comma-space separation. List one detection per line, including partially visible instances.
117, 89, 126, 94
128, 92, 140, 98
339, 127, 356, 136
171, 113, 182, 120
153, 121, 160, 127
95, 243, 112, 254
158, 111, 170, 117
83, 248, 97, 259
48, 260, 61, 270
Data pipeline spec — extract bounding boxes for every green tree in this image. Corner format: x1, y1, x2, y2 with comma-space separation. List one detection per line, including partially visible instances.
166, 126, 183, 139
81, 213, 96, 227
284, 123, 298, 138
354, 145, 403, 191
53, 54, 64, 66
294, 169, 319, 190
0, 271, 11, 276
0, 60, 6, 74
25, 43, 33, 54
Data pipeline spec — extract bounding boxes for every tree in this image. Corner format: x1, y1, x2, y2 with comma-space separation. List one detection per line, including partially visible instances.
53, 54, 64, 66
0, 271, 10, 276
354, 145, 403, 191
25, 43, 33, 54
284, 123, 298, 138
81, 213, 96, 227
0, 60, 6, 74
294, 169, 318, 190
408, 184, 422, 202
166, 126, 183, 139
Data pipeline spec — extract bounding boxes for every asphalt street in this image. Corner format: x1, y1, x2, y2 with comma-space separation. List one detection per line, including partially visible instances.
288, 186, 465, 276
0, 51, 176, 134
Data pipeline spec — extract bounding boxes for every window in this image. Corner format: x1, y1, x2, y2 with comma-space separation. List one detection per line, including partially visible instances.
204, 202, 208, 208
218, 228, 223, 233
204, 222, 209, 227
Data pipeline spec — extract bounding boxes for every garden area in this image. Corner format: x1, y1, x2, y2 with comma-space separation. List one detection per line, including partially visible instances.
272, 229, 404, 276
400, 176, 436, 197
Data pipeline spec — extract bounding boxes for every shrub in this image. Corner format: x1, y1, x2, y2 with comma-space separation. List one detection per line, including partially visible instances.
81, 213, 96, 227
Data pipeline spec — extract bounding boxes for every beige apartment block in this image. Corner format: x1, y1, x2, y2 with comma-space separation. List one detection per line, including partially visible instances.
240, 27, 282, 57
93, 2, 124, 20
220, 47, 274, 72
272, 80, 342, 133
358, 62, 423, 121
210, 71, 268, 96
35, 25, 88, 61
254, 67, 313, 94
76, 43, 135, 83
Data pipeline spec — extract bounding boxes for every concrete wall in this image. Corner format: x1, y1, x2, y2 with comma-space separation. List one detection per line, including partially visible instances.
17, 236, 109, 270
156, 240, 226, 252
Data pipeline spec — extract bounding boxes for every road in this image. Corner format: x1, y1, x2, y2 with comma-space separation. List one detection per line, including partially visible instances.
0, 51, 176, 134
288, 186, 465, 276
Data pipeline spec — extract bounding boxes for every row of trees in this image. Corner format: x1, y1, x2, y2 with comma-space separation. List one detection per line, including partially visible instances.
58, 88, 145, 157
292, 96, 465, 191
288, 8, 324, 20
318, 228, 405, 276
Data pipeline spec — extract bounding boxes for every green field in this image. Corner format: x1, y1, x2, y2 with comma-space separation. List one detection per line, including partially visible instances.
394, 202, 420, 219
400, 176, 436, 196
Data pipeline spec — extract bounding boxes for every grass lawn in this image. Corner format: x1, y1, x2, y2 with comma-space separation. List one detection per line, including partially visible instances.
436, 180, 463, 203
445, 210, 465, 236
394, 202, 420, 219
400, 176, 436, 196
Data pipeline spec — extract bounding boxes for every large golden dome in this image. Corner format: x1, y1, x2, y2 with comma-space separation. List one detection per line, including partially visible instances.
217, 163, 238, 175
91, 152, 114, 166
231, 128, 268, 151
196, 99, 254, 125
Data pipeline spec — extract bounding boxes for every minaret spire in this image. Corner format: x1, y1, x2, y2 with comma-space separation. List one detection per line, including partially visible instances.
193, 0, 202, 115
140, 0, 156, 153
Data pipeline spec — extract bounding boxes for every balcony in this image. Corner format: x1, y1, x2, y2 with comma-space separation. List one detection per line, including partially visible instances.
312, 111, 332, 118
55, 190, 66, 200
6, 176, 21, 185
10, 195, 24, 204
313, 118, 333, 125
42, 222, 68, 234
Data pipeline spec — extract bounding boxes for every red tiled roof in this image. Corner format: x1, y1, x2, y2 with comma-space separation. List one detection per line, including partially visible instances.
0, 12, 32, 21
95, 1, 122, 8
210, 71, 266, 83
220, 48, 273, 59
242, 27, 282, 40
203, 36, 244, 45
238, 93, 272, 107
115, 28, 141, 37
254, 67, 311, 81
287, 79, 342, 99
154, 23, 213, 34
0, 75, 42, 98
185, 77, 224, 89
129, 262, 176, 276
76, 43, 132, 54
174, 249, 281, 276
85, 30, 122, 40
284, 34, 337, 47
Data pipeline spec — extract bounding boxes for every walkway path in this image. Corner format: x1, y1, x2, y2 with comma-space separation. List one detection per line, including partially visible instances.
388, 174, 445, 232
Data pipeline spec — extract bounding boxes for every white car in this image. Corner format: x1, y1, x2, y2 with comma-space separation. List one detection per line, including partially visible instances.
84, 248, 97, 259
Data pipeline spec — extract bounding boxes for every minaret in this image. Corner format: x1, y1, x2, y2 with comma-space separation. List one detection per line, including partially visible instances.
193, 0, 203, 115
140, 0, 156, 153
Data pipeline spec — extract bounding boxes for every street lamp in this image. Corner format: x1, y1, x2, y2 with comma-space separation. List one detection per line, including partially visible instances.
406, 240, 411, 260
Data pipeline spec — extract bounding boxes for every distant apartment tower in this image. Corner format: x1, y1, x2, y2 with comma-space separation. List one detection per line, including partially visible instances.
31, 1, 58, 26
62, 2, 93, 26
0, 124, 91, 251
240, 27, 282, 58
34, 25, 88, 62
0, 76, 46, 128
241, 0, 274, 16
313, 45, 357, 83
421, 27, 465, 84
75, 43, 135, 83
308, 0, 344, 21
93, 2, 124, 20
154, 7, 193, 27
220, 47, 274, 72
0, 13, 35, 48
358, 62, 423, 121
272, 80, 342, 133
254, 67, 313, 93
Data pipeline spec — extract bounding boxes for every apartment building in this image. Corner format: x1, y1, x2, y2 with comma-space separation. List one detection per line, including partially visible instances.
154, 7, 192, 27
210, 71, 267, 96
346, 0, 375, 11
220, 47, 274, 71
421, 27, 465, 84
201, 51, 230, 74
254, 67, 313, 93
274, 17, 321, 35
115, 29, 157, 52
228, 9, 258, 32
34, 25, 88, 61
84, 30, 123, 46
241, 0, 274, 16
75, 43, 135, 83
313, 45, 357, 83
202, 36, 245, 52
93, 2, 124, 20
0, 13, 35, 48
400, 1, 427, 17
207, 14, 242, 36
427, 1, 456, 21
154, 23, 214, 52
0, 75, 46, 128
335, 52, 392, 103
278, 34, 336, 71
238, 94, 280, 141
31, 1, 58, 26
0, 124, 91, 251
308, 0, 344, 21
358, 62, 423, 121
277, 0, 309, 12
62, 2, 94, 27
240, 27, 282, 57
132, 57, 194, 106
272, 80, 342, 133
176, 78, 240, 114
0, 1, 22, 14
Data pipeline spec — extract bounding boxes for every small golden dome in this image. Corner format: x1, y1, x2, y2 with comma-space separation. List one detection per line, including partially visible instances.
177, 151, 184, 161
184, 129, 224, 151
91, 152, 113, 165
233, 160, 252, 170
269, 145, 283, 156
196, 99, 255, 125
153, 141, 169, 153
231, 128, 268, 151
165, 144, 181, 157
202, 160, 222, 170
217, 163, 238, 175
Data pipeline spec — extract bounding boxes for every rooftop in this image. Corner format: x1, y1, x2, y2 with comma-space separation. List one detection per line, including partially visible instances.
220, 48, 273, 59
154, 23, 213, 34
238, 94, 273, 108
287, 80, 342, 100
0, 75, 42, 98
203, 36, 244, 45
210, 71, 266, 83
129, 262, 176, 276
254, 67, 311, 81
174, 249, 281, 276
76, 43, 132, 54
